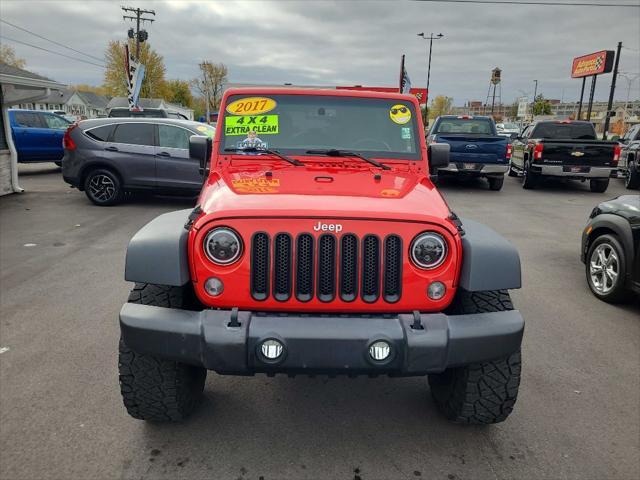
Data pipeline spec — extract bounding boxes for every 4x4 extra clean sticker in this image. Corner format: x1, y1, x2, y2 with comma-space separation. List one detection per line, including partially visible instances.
224, 114, 279, 136
226, 97, 277, 116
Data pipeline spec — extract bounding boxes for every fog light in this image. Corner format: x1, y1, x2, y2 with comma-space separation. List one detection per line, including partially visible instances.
261, 339, 284, 360
427, 281, 446, 300
204, 277, 224, 296
369, 341, 391, 361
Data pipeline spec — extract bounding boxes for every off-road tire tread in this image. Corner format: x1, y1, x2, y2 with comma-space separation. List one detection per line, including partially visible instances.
430, 289, 521, 424
429, 350, 521, 424
119, 283, 206, 422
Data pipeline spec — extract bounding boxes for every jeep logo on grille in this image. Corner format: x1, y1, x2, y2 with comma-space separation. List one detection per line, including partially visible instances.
313, 221, 343, 233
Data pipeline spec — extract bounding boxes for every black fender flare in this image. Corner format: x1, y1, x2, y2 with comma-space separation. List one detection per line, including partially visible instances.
458, 218, 522, 291
125, 209, 191, 286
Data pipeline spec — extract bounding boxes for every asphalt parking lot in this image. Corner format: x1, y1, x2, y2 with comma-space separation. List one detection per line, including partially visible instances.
0, 163, 638, 480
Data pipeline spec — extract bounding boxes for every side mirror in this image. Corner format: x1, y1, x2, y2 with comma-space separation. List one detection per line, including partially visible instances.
190, 135, 212, 176
428, 143, 450, 173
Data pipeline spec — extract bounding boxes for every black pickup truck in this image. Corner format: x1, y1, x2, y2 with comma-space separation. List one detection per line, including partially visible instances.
509, 121, 621, 192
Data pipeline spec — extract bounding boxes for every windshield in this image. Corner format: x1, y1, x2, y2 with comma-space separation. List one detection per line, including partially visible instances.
531, 122, 596, 140
220, 94, 421, 159
432, 118, 494, 135
502, 123, 518, 129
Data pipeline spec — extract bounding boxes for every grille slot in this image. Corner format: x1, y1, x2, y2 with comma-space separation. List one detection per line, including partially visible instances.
250, 231, 402, 304
295, 234, 314, 302
361, 235, 381, 303
251, 233, 270, 300
383, 235, 402, 303
317, 234, 336, 302
273, 233, 292, 301
340, 234, 358, 302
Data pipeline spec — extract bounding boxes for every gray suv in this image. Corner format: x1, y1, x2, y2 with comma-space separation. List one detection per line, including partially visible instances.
62, 118, 215, 205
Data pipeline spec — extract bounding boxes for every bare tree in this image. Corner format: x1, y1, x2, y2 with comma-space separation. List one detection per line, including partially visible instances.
191, 61, 228, 118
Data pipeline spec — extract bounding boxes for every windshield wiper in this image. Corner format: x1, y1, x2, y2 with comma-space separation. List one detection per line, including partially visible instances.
224, 147, 304, 166
305, 149, 391, 170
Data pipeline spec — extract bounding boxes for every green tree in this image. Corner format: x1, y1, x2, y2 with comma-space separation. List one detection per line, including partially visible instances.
0, 44, 26, 69
532, 94, 552, 116
103, 40, 167, 99
191, 61, 228, 113
164, 79, 194, 108
429, 95, 454, 119
72, 84, 109, 96
508, 101, 519, 119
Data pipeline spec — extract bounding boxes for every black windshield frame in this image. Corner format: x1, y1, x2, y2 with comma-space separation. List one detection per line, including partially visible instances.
219, 94, 422, 160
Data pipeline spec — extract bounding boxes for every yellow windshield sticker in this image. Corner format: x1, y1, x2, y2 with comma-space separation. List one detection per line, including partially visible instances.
226, 97, 277, 116
390, 104, 411, 125
224, 114, 279, 136
232, 177, 280, 193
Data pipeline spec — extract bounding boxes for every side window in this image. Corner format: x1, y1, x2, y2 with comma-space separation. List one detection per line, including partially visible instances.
633, 126, 640, 141
43, 114, 70, 130
112, 123, 155, 146
521, 126, 531, 138
84, 125, 114, 142
158, 125, 191, 149
14, 112, 42, 128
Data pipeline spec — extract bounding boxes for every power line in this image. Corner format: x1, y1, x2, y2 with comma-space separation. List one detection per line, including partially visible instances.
0, 35, 105, 68
414, 0, 639, 6
0, 19, 104, 62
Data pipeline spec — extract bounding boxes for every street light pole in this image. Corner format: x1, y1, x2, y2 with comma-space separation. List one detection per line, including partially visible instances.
417, 32, 443, 127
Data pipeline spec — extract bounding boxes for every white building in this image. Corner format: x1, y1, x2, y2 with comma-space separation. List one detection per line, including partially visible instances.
16, 88, 110, 118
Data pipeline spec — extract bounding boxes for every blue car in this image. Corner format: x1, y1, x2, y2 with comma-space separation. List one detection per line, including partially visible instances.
427, 115, 511, 191
9, 109, 71, 165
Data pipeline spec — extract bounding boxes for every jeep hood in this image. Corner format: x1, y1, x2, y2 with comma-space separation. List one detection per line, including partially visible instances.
197, 164, 454, 229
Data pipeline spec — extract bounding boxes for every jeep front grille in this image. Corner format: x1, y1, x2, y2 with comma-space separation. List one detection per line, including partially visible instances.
250, 232, 402, 304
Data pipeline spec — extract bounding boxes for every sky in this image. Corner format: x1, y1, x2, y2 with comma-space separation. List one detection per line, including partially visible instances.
1, 0, 639, 106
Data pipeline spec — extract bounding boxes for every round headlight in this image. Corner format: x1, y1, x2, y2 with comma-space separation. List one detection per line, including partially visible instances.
203, 227, 242, 265
410, 232, 447, 269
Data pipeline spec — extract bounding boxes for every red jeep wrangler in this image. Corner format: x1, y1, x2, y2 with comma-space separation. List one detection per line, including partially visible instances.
119, 88, 524, 424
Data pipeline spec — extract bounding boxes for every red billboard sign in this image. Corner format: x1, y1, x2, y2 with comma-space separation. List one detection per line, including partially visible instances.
336, 86, 428, 105
571, 50, 614, 78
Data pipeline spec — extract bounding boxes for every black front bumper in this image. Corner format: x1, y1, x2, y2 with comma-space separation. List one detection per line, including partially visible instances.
120, 304, 524, 376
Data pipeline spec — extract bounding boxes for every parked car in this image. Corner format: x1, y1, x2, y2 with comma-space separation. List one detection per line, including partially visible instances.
108, 107, 189, 120
118, 87, 524, 425
427, 115, 511, 190
61, 118, 215, 205
510, 120, 620, 192
618, 124, 640, 190
581, 195, 640, 302
496, 122, 521, 139
8, 109, 71, 166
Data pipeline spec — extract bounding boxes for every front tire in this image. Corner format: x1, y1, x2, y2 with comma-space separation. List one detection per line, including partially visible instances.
118, 283, 206, 422
585, 234, 630, 303
84, 168, 123, 206
625, 157, 639, 189
589, 178, 609, 193
487, 175, 504, 191
507, 163, 519, 177
428, 290, 522, 424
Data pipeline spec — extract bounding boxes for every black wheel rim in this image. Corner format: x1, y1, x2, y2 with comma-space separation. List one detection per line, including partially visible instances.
89, 174, 116, 202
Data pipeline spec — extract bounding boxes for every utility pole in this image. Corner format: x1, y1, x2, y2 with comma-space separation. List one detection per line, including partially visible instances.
417, 32, 444, 127
200, 62, 211, 124
602, 41, 622, 140
122, 6, 155, 60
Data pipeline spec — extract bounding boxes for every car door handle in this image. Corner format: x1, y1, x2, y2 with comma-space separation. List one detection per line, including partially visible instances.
104, 146, 118, 152
156, 151, 171, 157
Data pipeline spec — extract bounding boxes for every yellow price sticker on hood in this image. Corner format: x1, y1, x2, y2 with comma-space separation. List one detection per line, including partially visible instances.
226, 97, 277, 116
